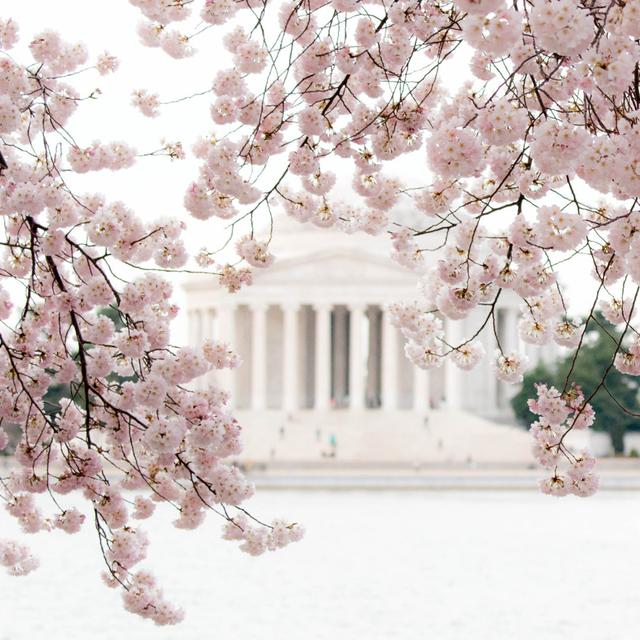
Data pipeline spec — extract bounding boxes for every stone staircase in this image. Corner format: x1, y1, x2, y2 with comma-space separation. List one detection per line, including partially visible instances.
234, 409, 534, 468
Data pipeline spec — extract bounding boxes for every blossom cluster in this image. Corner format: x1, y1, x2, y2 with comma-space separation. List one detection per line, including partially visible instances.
0, 19, 301, 625
528, 384, 599, 497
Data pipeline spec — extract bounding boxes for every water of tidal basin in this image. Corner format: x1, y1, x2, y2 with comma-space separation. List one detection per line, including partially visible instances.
1, 489, 639, 640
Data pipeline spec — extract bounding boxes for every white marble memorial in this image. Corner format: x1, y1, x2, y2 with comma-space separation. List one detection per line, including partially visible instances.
184, 216, 554, 426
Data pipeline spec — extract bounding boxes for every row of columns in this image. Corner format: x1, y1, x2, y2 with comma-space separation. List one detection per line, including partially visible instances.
187, 303, 524, 414
189, 303, 433, 412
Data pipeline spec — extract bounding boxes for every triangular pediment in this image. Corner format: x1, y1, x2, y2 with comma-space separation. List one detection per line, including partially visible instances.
252, 248, 415, 287
182, 247, 420, 303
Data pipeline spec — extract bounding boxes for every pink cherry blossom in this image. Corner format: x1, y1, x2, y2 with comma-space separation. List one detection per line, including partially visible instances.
3, 0, 640, 623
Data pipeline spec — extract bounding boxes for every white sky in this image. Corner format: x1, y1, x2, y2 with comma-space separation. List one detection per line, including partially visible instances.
8, 1, 236, 344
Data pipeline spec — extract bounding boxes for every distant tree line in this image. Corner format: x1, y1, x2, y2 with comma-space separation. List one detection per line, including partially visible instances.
511, 313, 640, 454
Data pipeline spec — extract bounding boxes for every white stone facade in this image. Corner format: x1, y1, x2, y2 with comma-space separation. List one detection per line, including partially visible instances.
184, 218, 555, 423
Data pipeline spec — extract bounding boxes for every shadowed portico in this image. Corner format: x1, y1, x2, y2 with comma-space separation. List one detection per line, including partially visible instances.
183, 218, 551, 424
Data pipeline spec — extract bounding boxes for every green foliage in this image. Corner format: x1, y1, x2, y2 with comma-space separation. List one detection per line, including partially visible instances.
511, 313, 640, 454
2, 306, 131, 454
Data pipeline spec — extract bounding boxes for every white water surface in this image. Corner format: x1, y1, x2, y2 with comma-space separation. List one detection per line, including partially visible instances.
1, 490, 639, 640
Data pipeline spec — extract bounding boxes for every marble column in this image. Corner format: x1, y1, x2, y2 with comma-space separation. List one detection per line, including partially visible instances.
333, 306, 349, 407
187, 310, 200, 388
413, 366, 430, 412
366, 306, 382, 408
382, 309, 398, 410
482, 325, 498, 415
188, 310, 197, 347
503, 307, 520, 353
251, 303, 267, 411
282, 304, 300, 412
314, 304, 332, 410
188, 309, 204, 347
216, 304, 236, 405
197, 309, 205, 346
502, 307, 521, 407
445, 318, 463, 410
349, 304, 366, 410
206, 308, 216, 343
205, 308, 216, 385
